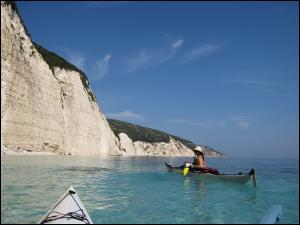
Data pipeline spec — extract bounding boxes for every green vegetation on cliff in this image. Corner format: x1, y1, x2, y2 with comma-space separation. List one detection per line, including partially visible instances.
107, 119, 225, 156
107, 119, 196, 148
3, 1, 31, 38
3, 1, 96, 102
33, 42, 96, 102
201, 145, 225, 156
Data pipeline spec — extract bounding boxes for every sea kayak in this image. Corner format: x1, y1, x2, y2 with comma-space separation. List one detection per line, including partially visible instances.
165, 163, 256, 185
39, 186, 93, 224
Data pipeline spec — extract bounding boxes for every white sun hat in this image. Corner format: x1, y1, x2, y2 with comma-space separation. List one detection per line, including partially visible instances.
193, 145, 203, 153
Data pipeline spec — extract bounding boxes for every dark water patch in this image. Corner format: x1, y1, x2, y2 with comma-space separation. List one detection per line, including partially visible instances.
55, 166, 116, 173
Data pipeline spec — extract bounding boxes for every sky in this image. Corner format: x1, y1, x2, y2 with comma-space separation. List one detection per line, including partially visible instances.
16, 1, 299, 158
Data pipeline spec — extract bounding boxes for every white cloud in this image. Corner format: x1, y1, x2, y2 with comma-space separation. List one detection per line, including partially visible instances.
230, 115, 251, 130
126, 49, 154, 73
181, 43, 220, 64
95, 54, 112, 79
63, 49, 86, 71
104, 54, 111, 61
232, 78, 291, 88
165, 118, 225, 128
166, 116, 251, 130
237, 121, 249, 129
166, 119, 189, 123
70, 54, 86, 70
171, 39, 184, 50
62, 47, 112, 79
229, 78, 296, 97
229, 115, 250, 121
106, 110, 145, 121
125, 39, 184, 73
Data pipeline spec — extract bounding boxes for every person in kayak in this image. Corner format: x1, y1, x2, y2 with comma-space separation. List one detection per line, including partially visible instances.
190, 145, 207, 168
185, 145, 219, 175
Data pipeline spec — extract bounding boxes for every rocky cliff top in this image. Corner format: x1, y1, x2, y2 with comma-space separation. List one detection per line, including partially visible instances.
2, 1, 96, 103
107, 119, 225, 157
32, 42, 96, 102
107, 119, 195, 147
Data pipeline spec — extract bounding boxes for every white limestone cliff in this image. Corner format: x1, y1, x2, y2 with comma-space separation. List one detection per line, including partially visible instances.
117, 133, 194, 157
1, 2, 120, 156
1, 2, 221, 158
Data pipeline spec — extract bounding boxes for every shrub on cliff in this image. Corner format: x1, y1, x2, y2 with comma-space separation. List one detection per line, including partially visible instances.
107, 119, 195, 148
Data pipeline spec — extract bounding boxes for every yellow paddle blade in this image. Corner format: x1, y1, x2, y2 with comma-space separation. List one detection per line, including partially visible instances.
183, 167, 189, 176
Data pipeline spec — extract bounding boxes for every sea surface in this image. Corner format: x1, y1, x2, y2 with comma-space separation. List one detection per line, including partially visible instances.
1, 156, 299, 224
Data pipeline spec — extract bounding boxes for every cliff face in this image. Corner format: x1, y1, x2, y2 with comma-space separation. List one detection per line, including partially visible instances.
108, 119, 225, 157
117, 133, 194, 157
1, 2, 120, 155
200, 145, 225, 157
1, 2, 224, 158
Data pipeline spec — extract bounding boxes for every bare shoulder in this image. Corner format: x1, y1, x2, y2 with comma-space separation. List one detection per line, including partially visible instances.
195, 156, 202, 163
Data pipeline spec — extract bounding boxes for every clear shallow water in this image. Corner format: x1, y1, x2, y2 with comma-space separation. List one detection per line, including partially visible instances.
1, 156, 299, 224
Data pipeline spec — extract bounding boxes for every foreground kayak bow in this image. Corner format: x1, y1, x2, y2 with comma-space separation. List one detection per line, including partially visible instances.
165, 163, 256, 186
39, 186, 93, 224
260, 204, 282, 224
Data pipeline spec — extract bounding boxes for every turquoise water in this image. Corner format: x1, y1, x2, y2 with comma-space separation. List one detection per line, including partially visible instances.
1, 156, 299, 224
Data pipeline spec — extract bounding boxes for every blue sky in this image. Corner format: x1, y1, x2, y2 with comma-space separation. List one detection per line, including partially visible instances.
17, 1, 299, 158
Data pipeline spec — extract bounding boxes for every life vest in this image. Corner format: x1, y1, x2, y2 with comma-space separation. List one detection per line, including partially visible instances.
192, 167, 220, 175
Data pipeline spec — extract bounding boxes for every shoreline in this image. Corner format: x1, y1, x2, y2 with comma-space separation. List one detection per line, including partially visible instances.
1, 147, 225, 158
1, 147, 59, 156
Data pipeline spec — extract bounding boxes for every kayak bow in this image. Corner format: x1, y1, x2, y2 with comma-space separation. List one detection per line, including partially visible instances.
165, 163, 256, 185
39, 186, 93, 224
260, 204, 282, 224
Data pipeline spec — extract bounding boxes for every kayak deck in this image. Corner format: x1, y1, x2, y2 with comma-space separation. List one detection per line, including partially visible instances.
39, 186, 93, 224
165, 163, 254, 184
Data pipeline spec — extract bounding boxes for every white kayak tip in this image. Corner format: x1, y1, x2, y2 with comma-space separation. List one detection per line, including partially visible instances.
39, 185, 93, 224
68, 186, 75, 194
260, 204, 282, 224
